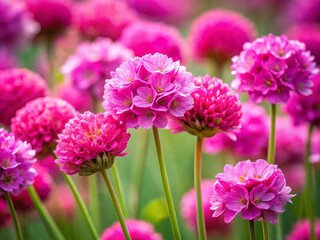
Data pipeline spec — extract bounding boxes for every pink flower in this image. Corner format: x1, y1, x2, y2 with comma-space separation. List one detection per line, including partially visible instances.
103, 53, 196, 129
231, 34, 319, 103
101, 219, 162, 240
211, 159, 294, 224
55, 111, 130, 175
11, 97, 77, 156
189, 9, 256, 65
180, 180, 230, 236
286, 219, 320, 240
0, 68, 48, 126
120, 20, 185, 62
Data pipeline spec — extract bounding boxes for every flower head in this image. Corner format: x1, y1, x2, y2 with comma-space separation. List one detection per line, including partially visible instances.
101, 219, 162, 240
286, 219, 320, 240
231, 34, 319, 103
103, 53, 196, 129
211, 159, 295, 224
55, 111, 130, 175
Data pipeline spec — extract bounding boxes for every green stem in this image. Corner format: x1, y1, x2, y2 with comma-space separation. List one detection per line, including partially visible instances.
88, 174, 100, 231
267, 104, 277, 164
112, 162, 127, 217
62, 173, 99, 240
249, 220, 256, 240
101, 169, 131, 240
194, 136, 207, 240
5, 192, 23, 240
262, 218, 269, 240
152, 127, 181, 240
45, 37, 54, 90
276, 215, 282, 240
27, 186, 65, 240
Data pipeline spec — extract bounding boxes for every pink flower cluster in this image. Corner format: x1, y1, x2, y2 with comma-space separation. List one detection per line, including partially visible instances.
0, 128, 36, 194
55, 112, 130, 175
103, 53, 196, 129
210, 159, 294, 224
286, 219, 320, 240
231, 34, 319, 103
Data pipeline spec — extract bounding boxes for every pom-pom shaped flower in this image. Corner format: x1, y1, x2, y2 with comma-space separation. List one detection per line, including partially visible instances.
55, 111, 130, 175
284, 0, 320, 26
0, 68, 48, 126
189, 9, 256, 65
101, 219, 162, 240
231, 34, 319, 103
11, 97, 77, 156
286, 219, 320, 240
103, 53, 196, 129
168, 75, 242, 138
120, 20, 185, 62
0, 128, 37, 194
74, 0, 137, 41
204, 102, 268, 159
61, 38, 133, 99
181, 180, 230, 236
210, 159, 294, 224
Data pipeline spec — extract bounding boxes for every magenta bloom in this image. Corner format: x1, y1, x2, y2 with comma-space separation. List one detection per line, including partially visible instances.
286, 74, 320, 128
0, 128, 37, 195
286, 219, 320, 240
61, 38, 133, 99
231, 34, 319, 103
0, 68, 48, 126
181, 180, 230, 236
103, 53, 196, 129
55, 111, 130, 175
74, 0, 137, 41
120, 20, 185, 62
211, 159, 294, 224
204, 102, 268, 159
101, 219, 162, 240
189, 9, 256, 65
11, 97, 77, 156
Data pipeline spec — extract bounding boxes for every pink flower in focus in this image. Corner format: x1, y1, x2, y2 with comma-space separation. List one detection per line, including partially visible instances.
55, 112, 130, 175
286, 219, 320, 240
211, 159, 294, 224
231, 34, 319, 103
101, 219, 162, 240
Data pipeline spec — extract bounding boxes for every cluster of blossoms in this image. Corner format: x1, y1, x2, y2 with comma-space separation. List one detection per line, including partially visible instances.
55, 111, 130, 175
286, 219, 320, 240
103, 53, 196, 129
0, 129, 36, 194
210, 159, 294, 224
231, 34, 319, 103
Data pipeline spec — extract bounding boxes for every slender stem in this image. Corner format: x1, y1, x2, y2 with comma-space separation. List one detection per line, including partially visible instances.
27, 186, 65, 240
249, 220, 256, 240
262, 218, 269, 240
267, 104, 277, 164
194, 136, 207, 240
62, 173, 99, 240
88, 174, 100, 231
112, 162, 127, 217
5, 192, 23, 240
45, 37, 54, 90
100, 169, 131, 240
152, 127, 181, 240
276, 215, 282, 240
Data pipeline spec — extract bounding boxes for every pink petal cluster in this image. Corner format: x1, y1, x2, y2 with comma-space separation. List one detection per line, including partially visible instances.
0, 68, 48, 126
55, 111, 130, 175
11, 97, 77, 155
286, 74, 320, 128
61, 38, 133, 99
286, 219, 320, 240
120, 20, 185, 62
180, 180, 230, 236
231, 34, 319, 103
101, 219, 162, 240
167, 75, 242, 138
189, 9, 256, 65
210, 159, 294, 224
0, 128, 36, 194
74, 0, 137, 41
204, 102, 268, 159
102, 53, 196, 129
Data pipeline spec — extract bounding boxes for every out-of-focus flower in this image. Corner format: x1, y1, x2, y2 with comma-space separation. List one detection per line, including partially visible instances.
74, 0, 137, 41
0, 68, 48, 126
231, 34, 319, 103
0, 199, 11, 227
189, 9, 256, 65
11, 97, 77, 156
103, 53, 196, 129
101, 219, 162, 240
210, 159, 294, 224
0, 48, 18, 70
55, 112, 130, 176
181, 180, 230, 237
311, 130, 320, 167
120, 20, 185, 62
286, 219, 320, 240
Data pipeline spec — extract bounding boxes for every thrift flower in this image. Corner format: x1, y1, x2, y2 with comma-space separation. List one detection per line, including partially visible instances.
286, 219, 320, 240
